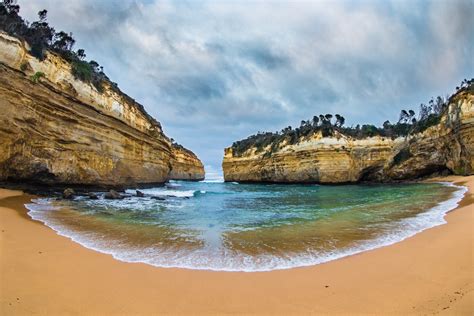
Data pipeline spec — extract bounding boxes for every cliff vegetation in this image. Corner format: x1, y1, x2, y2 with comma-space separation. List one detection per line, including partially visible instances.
0, 1, 205, 186
224, 81, 473, 183
1, 0, 107, 92
231, 79, 473, 158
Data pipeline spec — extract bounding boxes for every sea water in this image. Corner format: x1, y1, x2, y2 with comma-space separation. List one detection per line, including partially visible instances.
25, 181, 466, 271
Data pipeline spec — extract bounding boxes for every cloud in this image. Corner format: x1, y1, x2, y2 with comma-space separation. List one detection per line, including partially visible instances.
20, 0, 474, 174
240, 44, 290, 70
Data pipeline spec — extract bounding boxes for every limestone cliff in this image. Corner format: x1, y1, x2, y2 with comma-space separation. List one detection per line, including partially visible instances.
170, 144, 206, 181
0, 32, 204, 187
223, 89, 473, 183
384, 90, 473, 180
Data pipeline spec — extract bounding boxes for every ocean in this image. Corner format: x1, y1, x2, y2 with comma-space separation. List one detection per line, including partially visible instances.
25, 180, 466, 272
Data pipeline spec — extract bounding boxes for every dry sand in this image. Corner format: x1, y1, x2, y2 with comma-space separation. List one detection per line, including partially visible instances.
0, 176, 472, 315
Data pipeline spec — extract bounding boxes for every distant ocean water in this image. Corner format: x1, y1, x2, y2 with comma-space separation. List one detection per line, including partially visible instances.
26, 181, 466, 272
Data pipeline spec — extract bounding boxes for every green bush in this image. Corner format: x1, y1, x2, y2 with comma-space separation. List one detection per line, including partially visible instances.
71, 60, 93, 82
70, 60, 104, 92
1, 3, 111, 94
454, 166, 466, 175
228, 79, 474, 157
30, 71, 45, 83
413, 114, 441, 133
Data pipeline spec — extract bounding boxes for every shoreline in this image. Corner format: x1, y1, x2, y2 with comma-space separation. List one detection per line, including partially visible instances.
0, 173, 458, 197
1, 175, 473, 314
24, 181, 467, 273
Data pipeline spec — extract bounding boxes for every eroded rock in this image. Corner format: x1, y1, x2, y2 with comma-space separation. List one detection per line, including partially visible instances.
62, 188, 75, 199
88, 192, 99, 200
104, 190, 123, 200
223, 90, 473, 183
0, 32, 205, 186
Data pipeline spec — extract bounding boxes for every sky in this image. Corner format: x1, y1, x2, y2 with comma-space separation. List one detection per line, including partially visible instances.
20, 0, 473, 179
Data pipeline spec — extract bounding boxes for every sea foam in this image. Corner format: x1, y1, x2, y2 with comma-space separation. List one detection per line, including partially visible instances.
25, 182, 467, 272
125, 188, 197, 198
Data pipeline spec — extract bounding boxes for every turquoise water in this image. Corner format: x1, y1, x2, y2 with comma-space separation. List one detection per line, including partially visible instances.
26, 181, 465, 271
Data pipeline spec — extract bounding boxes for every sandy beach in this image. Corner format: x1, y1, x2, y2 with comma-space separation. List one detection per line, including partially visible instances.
0, 176, 472, 315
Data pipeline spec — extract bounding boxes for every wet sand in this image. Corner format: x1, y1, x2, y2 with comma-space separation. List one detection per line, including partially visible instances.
0, 176, 473, 315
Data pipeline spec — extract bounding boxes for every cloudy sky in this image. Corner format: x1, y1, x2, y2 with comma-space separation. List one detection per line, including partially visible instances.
21, 0, 473, 178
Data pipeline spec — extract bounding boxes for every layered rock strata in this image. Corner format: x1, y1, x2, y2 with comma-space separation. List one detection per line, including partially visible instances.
0, 32, 204, 186
223, 90, 473, 183
170, 145, 206, 181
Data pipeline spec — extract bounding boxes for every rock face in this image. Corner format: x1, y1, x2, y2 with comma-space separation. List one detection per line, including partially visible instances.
0, 32, 204, 187
170, 145, 206, 181
223, 90, 473, 183
384, 90, 473, 180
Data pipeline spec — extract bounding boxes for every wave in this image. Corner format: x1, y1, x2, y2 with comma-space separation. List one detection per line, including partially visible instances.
200, 179, 224, 183
165, 182, 182, 188
25, 182, 467, 272
125, 188, 197, 198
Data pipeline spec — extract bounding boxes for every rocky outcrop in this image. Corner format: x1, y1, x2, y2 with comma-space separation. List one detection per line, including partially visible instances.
384, 90, 473, 180
0, 32, 204, 187
223, 133, 406, 183
223, 90, 473, 183
170, 145, 205, 181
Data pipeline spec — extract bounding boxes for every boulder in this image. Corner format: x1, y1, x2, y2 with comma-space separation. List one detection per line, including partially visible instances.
88, 192, 99, 200
62, 188, 75, 199
104, 190, 123, 200
151, 196, 166, 201
136, 190, 145, 197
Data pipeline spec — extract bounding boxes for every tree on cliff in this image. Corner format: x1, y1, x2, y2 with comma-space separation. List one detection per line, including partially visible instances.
0, 1, 107, 92
52, 31, 75, 53
324, 114, 333, 123
24, 9, 56, 60
231, 78, 473, 157
398, 109, 415, 124
76, 48, 86, 60
312, 116, 319, 126
335, 114, 345, 127
398, 110, 409, 123
0, 0, 23, 35
319, 114, 325, 124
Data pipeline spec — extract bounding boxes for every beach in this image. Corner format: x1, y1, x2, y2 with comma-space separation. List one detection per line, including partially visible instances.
0, 175, 472, 315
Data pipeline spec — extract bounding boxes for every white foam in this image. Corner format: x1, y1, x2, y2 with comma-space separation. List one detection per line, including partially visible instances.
125, 188, 196, 198
25, 182, 467, 272
165, 182, 182, 188
200, 179, 224, 183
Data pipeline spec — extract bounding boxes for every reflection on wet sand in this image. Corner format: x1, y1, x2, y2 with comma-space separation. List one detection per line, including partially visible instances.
45, 206, 204, 251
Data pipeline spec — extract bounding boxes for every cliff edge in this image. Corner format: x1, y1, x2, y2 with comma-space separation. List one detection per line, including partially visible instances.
223, 86, 473, 183
0, 32, 204, 187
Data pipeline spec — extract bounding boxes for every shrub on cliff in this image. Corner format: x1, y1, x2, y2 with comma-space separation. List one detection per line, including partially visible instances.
30, 71, 45, 83
70, 60, 104, 92
71, 60, 93, 82
231, 79, 473, 157
0, 1, 106, 92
